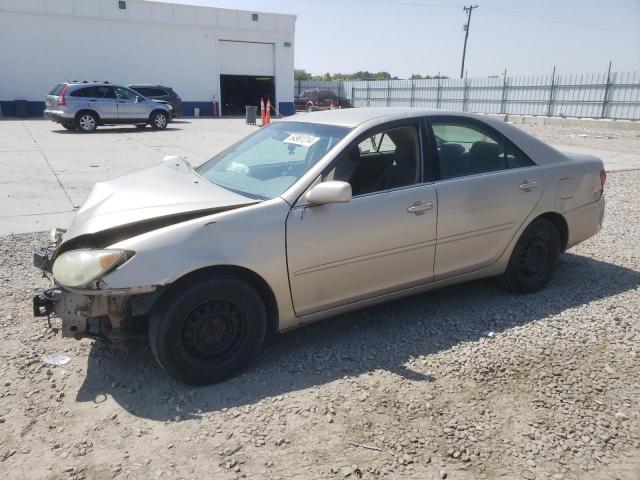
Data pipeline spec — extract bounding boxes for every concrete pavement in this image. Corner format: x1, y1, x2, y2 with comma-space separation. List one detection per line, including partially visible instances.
1, 118, 255, 234
1, 118, 639, 235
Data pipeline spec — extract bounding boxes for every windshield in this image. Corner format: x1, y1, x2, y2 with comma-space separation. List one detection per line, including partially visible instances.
197, 122, 350, 199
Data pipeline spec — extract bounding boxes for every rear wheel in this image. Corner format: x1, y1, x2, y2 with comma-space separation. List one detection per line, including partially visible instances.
499, 218, 561, 293
76, 112, 98, 132
149, 273, 267, 385
150, 111, 168, 130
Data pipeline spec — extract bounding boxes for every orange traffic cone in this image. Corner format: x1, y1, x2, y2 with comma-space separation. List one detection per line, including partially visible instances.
260, 97, 265, 126
266, 98, 271, 125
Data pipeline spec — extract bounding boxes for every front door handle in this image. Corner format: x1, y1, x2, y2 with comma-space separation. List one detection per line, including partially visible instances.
407, 201, 434, 215
519, 180, 539, 191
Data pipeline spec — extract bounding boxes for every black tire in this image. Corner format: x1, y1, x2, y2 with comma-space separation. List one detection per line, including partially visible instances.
62, 122, 76, 131
150, 111, 168, 130
499, 218, 561, 293
149, 273, 267, 385
76, 111, 98, 132
135, 124, 147, 129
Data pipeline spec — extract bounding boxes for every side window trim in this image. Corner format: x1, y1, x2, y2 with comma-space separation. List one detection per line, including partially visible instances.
425, 115, 537, 181
421, 117, 439, 183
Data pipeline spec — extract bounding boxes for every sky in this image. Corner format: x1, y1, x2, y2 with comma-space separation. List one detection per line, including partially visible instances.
159, 0, 640, 78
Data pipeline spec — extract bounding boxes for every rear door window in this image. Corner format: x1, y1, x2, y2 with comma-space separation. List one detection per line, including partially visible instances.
96, 86, 116, 99
431, 120, 535, 180
70, 87, 97, 97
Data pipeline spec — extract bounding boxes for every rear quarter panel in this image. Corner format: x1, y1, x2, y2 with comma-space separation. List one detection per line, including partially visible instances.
483, 115, 604, 249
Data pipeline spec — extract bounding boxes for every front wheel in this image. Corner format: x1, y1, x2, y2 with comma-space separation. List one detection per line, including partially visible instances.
150, 111, 168, 130
499, 218, 561, 293
149, 273, 267, 385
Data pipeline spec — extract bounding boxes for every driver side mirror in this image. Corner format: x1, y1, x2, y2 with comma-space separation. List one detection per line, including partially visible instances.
305, 181, 352, 205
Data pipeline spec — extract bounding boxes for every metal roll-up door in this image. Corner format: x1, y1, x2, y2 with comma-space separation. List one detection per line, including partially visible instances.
218, 40, 274, 76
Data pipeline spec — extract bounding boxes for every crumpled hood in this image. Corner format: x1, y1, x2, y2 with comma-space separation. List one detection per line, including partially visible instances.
61, 158, 255, 243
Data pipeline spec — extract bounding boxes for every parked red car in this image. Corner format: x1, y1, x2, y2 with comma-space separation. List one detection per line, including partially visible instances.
294, 89, 352, 112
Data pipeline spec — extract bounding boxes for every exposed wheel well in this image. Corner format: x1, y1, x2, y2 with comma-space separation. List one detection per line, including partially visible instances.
160, 265, 279, 338
75, 109, 100, 122
534, 212, 568, 252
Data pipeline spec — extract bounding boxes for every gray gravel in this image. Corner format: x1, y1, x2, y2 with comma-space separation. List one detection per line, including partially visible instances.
0, 170, 638, 480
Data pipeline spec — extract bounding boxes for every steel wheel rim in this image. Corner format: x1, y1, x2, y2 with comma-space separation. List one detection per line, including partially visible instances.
155, 114, 167, 128
180, 299, 247, 363
518, 234, 550, 282
79, 115, 95, 130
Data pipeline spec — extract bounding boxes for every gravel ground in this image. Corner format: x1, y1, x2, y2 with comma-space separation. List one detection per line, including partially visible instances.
1, 174, 639, 479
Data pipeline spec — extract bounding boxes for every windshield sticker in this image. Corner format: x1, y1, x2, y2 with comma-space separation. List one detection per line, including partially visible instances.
283, 133, 321, 147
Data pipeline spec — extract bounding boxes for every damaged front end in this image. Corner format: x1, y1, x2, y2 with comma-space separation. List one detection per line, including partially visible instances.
32, 228, 157, 339
33, 286, 142, 338
31, 157, 259, 339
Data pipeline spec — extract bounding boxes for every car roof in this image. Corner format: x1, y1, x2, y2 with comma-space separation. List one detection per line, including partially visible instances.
279, 107, 491, 128
66, 81, 114, 87
128, 84, 171, 88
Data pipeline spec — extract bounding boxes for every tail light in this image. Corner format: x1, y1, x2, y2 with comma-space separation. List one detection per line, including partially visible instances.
58, 84, 69, 106
176, 95, 181, 101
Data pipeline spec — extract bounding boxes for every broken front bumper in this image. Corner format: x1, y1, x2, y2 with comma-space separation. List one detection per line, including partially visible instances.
32, 246, 156, 338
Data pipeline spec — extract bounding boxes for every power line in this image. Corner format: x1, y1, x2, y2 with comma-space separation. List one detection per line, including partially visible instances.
460, 5, 478, 79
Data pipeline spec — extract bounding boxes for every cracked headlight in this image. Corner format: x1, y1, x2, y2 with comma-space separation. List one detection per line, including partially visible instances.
52, 249, 127, 288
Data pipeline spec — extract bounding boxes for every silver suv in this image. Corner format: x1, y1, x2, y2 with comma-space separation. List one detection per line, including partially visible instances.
44, 82, 173, 132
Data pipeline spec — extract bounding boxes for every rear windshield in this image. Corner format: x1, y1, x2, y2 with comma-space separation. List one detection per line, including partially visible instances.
48, 84, 65, 96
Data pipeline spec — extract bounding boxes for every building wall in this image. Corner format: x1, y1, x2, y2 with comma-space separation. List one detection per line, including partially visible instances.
0, 0, 296, 116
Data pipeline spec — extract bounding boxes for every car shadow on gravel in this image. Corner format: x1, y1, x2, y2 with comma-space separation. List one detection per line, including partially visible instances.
76, 253, 640, 420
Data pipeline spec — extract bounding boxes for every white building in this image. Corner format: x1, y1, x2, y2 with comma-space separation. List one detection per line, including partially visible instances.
0, 0, 296, 116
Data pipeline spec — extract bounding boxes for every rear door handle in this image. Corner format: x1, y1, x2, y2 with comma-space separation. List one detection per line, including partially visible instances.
519, 180, 539, 191
407, 202, 434, 215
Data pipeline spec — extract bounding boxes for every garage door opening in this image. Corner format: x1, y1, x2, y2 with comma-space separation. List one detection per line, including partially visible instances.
220, 75, 275, 116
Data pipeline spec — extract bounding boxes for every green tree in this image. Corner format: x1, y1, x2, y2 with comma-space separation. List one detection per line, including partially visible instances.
294, 69, 312, 80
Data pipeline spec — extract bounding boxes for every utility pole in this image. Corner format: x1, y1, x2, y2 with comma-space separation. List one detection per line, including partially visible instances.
460, 5, 478, 79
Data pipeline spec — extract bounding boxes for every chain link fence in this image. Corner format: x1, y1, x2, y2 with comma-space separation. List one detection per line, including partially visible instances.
295, 71, 640, 120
